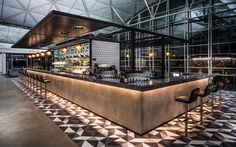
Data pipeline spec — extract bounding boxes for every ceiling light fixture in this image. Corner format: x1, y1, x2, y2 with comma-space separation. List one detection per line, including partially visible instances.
58, 31, 71, 35
75, 44, 83, 51
36, 53, 40, 57
41, 52, 45, 57
46, 51, 52, 56
61, 47, 68, 53
73, 25, 86, 30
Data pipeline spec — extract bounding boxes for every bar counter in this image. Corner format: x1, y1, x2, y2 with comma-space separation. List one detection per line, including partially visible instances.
26, 69, 210, 134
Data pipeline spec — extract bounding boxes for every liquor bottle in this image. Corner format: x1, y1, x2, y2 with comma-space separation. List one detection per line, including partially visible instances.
124, 75, 128, 83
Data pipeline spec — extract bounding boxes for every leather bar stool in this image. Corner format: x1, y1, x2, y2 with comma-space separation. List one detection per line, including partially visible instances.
32, 74, 37, 92
175, 88, 200, 137
23, 71, 28, 86
29, 73, 34, 90
37, 76, 50, 98
35, 75, 41, 94
218, 81, 226, 110
210, 82, 221, 113
19, 70, 24, 84
18, 70, 25, 84
21, 70, 26, 84
37, 76, 44, 96
26, 72, 30, 88
197, 84, 214, 124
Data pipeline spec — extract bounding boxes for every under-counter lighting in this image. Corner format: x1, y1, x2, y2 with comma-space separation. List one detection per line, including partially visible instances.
192, 57, 232, 61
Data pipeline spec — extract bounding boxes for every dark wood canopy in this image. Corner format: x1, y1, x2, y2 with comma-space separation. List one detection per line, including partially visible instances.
12, 10, 188, 49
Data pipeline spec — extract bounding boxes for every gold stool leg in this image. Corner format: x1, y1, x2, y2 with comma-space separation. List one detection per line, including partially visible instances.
211, 98, 214, 114
185, 104, 188, 137
219, 90, 222, 109
200, 97, 203, 125
40, 82, 42, 96
45, 83, 47, 99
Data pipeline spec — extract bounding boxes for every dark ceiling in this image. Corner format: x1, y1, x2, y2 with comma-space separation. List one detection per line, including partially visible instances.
12, 10, 188, 49
12, 11, 111, 48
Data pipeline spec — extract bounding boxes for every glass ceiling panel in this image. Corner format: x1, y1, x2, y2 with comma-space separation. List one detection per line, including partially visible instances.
0, 0, 153, 45
0, 0, 235, 46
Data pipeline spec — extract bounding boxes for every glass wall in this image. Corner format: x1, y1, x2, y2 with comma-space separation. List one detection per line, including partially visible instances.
125, 0, 236, 74
120, 46, 162, 72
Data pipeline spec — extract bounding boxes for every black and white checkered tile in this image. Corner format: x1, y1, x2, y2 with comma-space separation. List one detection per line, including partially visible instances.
12, 79, 236, 147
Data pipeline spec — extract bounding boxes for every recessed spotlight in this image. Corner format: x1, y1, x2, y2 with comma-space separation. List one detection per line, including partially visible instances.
73, 25, 86, 30
58, 31, 71, 35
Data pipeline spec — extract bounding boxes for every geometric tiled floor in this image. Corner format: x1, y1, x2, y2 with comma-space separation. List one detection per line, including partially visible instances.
12, 79, 236, 147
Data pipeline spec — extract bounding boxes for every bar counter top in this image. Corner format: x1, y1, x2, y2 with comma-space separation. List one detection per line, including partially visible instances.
27, 68, 211, 91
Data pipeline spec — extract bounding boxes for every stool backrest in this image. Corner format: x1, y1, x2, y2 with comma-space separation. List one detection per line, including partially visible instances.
36, 75, 39, 80
215, 82, 222, 91
211, 82, 220, 92
38, 76, 44, 82
204, 83, 214, 96
219, 80, 227, 89
189, 88, 200, 103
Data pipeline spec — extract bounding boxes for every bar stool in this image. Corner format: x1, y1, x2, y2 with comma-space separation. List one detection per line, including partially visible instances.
23, 71, 28, 86
31, 74, 37, 92
35, 75, 41, 94
38, 76, 43, 96
28, 73, 33, 90
218, 81, 226, 110
197, 83, 214, 124
26, 72, 31, 88
210, 82, 221, 114
32, 74, 37, 92
18, 70, 25, 84
37, 76, 50, 98
19, 70, 24, 84
175, 88, 200, 137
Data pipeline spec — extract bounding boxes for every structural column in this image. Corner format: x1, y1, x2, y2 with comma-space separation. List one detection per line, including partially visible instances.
208, 0, 213, 75
161, 37, 165, 78
89, 38, 93, 75
131, 31, 135, 72
0, 52, 6, 75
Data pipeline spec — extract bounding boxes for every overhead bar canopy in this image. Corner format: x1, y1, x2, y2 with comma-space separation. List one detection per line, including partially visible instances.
12, 10, 188, 49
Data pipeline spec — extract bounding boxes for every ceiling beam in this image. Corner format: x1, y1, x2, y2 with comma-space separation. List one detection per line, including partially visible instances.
143, 0, 153, 18
0, 21, 31, 30
111, 6, 126, 25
